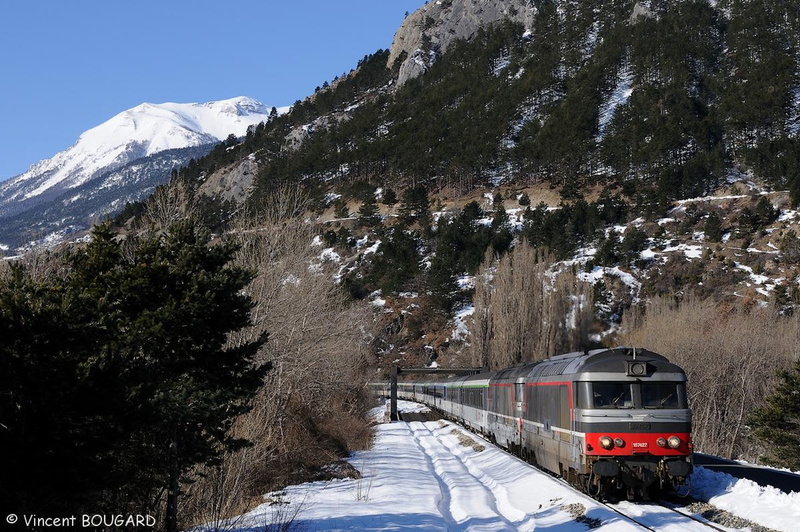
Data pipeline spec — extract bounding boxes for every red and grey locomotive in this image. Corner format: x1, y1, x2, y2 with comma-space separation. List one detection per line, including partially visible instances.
396, 347, 693, 500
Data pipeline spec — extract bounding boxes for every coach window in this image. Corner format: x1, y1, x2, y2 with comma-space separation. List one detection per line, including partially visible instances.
592, 382, 633, 408
641, 382, 685, 409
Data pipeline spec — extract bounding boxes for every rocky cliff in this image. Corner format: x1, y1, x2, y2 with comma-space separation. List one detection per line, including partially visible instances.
388, 0, 537, 85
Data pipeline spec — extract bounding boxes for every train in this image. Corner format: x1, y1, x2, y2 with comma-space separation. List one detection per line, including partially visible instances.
392, 347, 693, 501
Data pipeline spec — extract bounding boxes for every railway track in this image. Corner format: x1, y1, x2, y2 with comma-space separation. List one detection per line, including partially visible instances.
537, 465, 741, 530
605, 500, 731, 531
450, 416, 763, 531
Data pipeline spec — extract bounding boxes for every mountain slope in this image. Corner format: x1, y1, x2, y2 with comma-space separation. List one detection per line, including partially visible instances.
0, 96, 274, 215
142, 0, 800, 349
0, 143, 218, 250
205, 0, 796, 212
0, 96, 281, 251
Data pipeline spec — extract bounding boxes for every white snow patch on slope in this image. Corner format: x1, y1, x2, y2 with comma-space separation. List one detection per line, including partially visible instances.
597, 61, 634, 142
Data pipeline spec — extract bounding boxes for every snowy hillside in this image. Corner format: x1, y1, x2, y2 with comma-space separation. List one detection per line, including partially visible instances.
0, 96, 280, 217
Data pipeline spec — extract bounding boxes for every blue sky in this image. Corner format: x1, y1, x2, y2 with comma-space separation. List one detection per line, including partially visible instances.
0, 0, 425, 180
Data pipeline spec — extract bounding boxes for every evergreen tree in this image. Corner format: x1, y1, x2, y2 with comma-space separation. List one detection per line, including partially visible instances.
490, 200, 513, 256
0, 222, 268, 529
428, 221, 461, 312
382, 187, 398, 208
398, 185, 431, 231
0, 262, 91, 514
754, 196, 778, 230
82, 222, 267, 531
746, 359, 800, 471
596, 231, 621, 266
368, 228, 421, 293
357, 193, 381, 227
621, 227, 649, 267
704, 211, 723, 242
334, 199, 350, 219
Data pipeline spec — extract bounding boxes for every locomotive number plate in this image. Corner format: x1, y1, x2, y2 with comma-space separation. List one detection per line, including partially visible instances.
629, 422, 651, 429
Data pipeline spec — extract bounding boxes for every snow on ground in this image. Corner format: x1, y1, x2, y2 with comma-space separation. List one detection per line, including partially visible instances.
579, 265, 642, 301
211, 402, 640, 531
691, 466, 800, 532
199, 401, 800, 532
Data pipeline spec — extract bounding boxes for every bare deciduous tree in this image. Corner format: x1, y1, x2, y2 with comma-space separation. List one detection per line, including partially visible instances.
620, 294, 799, 460
469, 243, 593, 370
141, 180, 196, 230
182, 190, 377, 529
6, 247, 70, 283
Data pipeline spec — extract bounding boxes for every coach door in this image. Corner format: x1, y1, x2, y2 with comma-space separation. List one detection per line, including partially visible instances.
514, 381, 524, 444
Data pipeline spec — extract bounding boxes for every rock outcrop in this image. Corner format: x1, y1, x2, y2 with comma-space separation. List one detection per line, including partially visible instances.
198, 157, 259, 205
629, 1, 656, 24
388, 0, 537, 86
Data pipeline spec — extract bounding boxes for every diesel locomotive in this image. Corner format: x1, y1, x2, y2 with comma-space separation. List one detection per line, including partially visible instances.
395, 347, 693, 500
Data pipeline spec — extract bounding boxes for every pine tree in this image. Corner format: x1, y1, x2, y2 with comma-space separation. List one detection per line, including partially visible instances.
0, 262, 91, 514
382, 187, 398, 208
398, 185, 431, 232
334, 199, 350, 219
746, 359, 800, 471
704, 211, 723, 242
596, 231, 621, 266
621, 227, 649, 266
368, 227, 421, 293
754, 196, 778, 230
79, 222, 268, 531
490, 200, 513, 256
358, 193, 381, 227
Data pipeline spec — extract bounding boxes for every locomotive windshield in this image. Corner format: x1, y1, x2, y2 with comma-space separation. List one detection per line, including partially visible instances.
641, 382, 686, 408
579, 381, 687, 409
592, 382, 633, 408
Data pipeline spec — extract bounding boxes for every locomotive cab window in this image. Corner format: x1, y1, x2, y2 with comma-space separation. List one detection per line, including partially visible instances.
591, 382, 634, 408
641, 382, 686, 409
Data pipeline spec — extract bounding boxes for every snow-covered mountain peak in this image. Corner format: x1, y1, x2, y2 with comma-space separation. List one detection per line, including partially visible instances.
0, 96, 276, 208
75, 96, 272, 160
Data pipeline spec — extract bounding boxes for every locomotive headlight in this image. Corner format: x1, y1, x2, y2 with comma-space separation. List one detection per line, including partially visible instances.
668, 436, 681, 449
656, 437, 667, 447
599, 436, 614, 449
614, 437, 625, 448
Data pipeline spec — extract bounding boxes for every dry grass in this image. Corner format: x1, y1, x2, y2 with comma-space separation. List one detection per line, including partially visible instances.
450, 428, 486, 452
